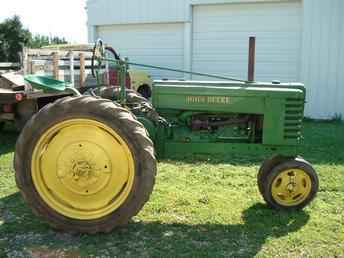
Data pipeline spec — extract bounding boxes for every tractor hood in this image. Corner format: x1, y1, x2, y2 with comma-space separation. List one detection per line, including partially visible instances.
152, 80, 305, 114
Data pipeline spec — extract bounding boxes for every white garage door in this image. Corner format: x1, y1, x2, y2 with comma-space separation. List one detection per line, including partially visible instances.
97, 23, 184, 79
192, 2, 302, 82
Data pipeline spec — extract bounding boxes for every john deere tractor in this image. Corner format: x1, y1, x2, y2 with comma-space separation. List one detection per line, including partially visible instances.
15, 40, 318, 233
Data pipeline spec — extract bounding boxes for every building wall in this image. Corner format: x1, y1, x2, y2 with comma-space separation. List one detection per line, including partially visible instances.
87, 0, 344, 119
97, 23, 185, 79
301, 0, 344, 119
87, 0, 188, 25
191, 2, 302, 81
87, 0, 290, 26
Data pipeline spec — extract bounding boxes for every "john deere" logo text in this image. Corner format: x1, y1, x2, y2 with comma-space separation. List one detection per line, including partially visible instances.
186, 96, 230, 105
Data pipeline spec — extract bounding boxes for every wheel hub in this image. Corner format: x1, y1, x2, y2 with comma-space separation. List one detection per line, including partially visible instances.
271, 168, 312, 206
57, 141, 112, 195
286, 182, 296, 192
72, 160, 92, 182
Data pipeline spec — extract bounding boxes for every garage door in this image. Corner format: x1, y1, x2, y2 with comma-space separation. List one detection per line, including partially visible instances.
97, 23, 184, 79
192, 2, 302, 82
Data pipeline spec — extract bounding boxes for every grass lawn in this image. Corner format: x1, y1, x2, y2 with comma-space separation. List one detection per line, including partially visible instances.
0, 121, 343, 257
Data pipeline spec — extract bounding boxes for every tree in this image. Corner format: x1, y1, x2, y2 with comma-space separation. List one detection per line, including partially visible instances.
29, 34, 50, 48
0, 15, 31, 62
29, 34, 67, 48
0, 15, 68, 62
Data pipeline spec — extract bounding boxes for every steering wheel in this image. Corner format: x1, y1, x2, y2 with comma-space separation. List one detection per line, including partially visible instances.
91, 39, 104, 78
91, 39, 121, 78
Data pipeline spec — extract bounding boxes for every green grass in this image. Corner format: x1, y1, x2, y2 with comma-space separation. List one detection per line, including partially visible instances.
0, 121, 343, 258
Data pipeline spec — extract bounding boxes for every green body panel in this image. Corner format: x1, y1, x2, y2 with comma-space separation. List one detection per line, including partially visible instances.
149, 80, 305, 158
137, 117, 156, 139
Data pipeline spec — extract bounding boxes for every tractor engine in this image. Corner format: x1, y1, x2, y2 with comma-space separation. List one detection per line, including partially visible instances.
182, 113, 261, 143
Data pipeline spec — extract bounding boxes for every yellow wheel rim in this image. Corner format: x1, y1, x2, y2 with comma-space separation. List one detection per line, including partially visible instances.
31, 119, 135, 220
271, 168, 312, 206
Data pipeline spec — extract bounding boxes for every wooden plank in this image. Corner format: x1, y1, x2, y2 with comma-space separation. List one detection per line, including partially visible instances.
29, 52, 94, 59
41, 43, 112, 52
29, 56, 93, 61
52, 53, 59, 80
23, 48, 29, 74
27, 48, 93, 58
79, 53, 86, 87
0, 63, 20, 68
42, 44, 95, 51
27, 56, 33, 74
31, 59, 96, 67
69, 51, 75, 87
43, 70, 93, 76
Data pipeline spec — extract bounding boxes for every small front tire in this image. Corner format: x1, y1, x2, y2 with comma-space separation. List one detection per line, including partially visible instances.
260, 158, 318, 210
257, 155, 289, 197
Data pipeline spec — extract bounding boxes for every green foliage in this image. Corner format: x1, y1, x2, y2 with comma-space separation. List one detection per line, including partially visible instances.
0, 16, 31, 62
29, 34, 67, 49
331, 113, 343, 123
0, 16, 68, 62
0, 121, 343, 257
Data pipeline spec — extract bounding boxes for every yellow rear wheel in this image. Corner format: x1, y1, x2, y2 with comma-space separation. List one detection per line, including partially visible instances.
31, 119, 135, 220
15, 96, 156, 233
260, 158, 318, 210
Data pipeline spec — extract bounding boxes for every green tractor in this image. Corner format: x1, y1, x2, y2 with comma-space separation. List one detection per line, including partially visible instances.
15, 40, 318, 233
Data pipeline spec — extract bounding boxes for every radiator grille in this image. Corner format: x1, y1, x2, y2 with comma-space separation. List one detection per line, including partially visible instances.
284, 98, 304, 140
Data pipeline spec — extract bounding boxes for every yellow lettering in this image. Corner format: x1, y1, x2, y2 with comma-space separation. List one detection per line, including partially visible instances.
186, 96, 230, 105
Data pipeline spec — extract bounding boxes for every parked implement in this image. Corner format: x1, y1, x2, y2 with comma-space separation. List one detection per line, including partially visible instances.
0, 45, 153, 131
14, 40, 318, 233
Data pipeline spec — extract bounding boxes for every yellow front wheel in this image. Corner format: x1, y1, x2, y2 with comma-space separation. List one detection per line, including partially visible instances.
14, 96, 156, 233
260, 157, 318, 210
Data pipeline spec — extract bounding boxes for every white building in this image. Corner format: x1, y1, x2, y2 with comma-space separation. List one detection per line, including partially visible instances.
87, 0, 344, 119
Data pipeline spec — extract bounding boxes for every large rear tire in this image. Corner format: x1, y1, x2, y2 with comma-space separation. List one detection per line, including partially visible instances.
15, 99, 38, 131
14, 96, 156, 233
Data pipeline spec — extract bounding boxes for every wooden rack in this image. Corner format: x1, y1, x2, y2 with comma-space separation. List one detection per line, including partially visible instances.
22, 46, 100, 88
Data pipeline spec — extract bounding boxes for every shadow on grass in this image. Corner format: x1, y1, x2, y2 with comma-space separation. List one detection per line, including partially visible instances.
0, 193, 310, 258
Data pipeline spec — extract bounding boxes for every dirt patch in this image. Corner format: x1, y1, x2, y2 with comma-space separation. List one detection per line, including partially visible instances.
28, 248, 88, 258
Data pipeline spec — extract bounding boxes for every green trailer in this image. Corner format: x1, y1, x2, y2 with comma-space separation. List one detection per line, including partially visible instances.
13, 40, 318, 234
